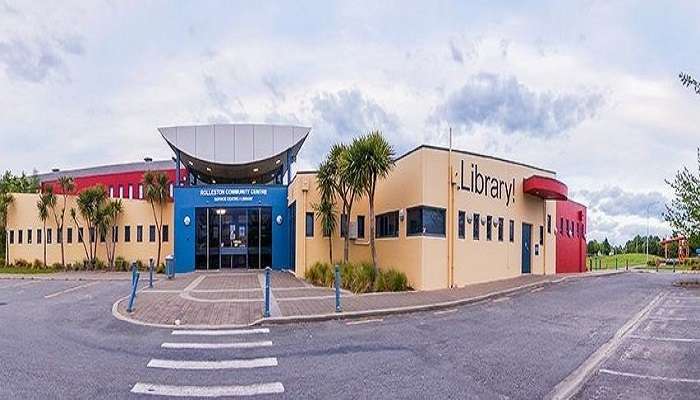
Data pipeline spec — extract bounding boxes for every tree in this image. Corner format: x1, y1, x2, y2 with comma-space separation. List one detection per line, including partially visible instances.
601, 238, 612, 255
664, 148, 700, 249
99, 199, 123, 270
48, 176, 75, 267
0, 170, 39, 262
679, 72, 700, 95
317, 144, 363, 263
73, 185, 108, 268
37, 191, 52, 267
312, 195, 337, 263
143, 171, 170, 268
345, 131, 395, 271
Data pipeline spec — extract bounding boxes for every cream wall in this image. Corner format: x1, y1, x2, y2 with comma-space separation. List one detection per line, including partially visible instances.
5, 193, 173, 266
290, 146, 558, 291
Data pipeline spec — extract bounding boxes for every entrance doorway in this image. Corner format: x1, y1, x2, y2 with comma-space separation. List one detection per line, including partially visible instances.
521, 223, 532, 274
195, 207, 272, 270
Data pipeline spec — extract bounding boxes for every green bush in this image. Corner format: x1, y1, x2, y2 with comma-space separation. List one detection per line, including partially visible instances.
307, 261, 409, 293
647, 260, 656, 267
157, 263, 165, 274
51, 262, 63, 270
114, 257, 129, 272
375, 269, 409, 292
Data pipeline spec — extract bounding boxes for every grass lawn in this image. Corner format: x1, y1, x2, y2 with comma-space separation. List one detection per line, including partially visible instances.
0, 266, 60, 274
586, 253, 661, 269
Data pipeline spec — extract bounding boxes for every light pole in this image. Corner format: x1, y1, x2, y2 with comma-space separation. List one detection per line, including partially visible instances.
646, 201, 659, 263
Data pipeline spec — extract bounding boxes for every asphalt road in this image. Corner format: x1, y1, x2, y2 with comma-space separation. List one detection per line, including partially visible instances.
0, 272, 691, 399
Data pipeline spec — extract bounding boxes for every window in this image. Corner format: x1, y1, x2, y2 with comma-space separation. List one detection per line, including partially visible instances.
119, 185, 124, 198
357, 215, 365, 239
473, 213, 480, 240
340, 214, 348, 238
78, 228, 83, 243
560, 217, 564, 234
67, 228, 73, 244
27, 229, 32, 244
498, 217, 504, 241
57, 228, 63, 244
89, 227, 95, 243
376, 211, 399, 238
407, 206, 446, 237
162, 225, 169, 242
458, 211, 465, 239
124, 226, 131, 242
539, 225, 544, 246
149, 225, 156, 242
37, 228, 42, 244
109, 186, 114, 198
137, 225, 143, 242
100, 229, 106, 243
18, 229, 23, 244
486, 216, 493, 241
112, 226, 118, 243
547, 215, 551, 234
509, 220, 515, 242
138, 184, 143, 199
305, 212, 314, 237
128, 184, 134, 199
46, 228, 52, 244
9, 230, 13, 244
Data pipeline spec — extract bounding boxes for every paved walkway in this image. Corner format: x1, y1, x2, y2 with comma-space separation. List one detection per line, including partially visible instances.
112, 270, 624, 328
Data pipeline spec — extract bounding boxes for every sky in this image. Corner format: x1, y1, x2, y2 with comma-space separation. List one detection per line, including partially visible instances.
1, 0, 698, 245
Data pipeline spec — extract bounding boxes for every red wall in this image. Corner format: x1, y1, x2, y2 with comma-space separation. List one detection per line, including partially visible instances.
556, 200, 587, 273
42, 168, 185, 199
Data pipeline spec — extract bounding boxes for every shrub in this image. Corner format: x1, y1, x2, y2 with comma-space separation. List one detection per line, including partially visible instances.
114, 257, 129, 272
51, 262, 63, 270
647, 260, 656, 267
93, 258, 106, 271
375, 269, 409, 292
351, 262, 377, 293
157, 263, 165, 274
14, 259, 29, 268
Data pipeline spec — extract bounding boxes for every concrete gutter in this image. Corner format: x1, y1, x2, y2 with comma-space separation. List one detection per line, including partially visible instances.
111, 270, 627, 330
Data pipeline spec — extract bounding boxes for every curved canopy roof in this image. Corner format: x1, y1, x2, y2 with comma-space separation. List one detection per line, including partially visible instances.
523, 175, 568, 201
158, 124, 310, 182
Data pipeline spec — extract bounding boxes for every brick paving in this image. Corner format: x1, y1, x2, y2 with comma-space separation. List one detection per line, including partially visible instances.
112, 270, 618, 327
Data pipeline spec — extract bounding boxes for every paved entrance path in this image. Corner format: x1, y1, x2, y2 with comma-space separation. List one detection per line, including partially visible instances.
113, 270, 622, 328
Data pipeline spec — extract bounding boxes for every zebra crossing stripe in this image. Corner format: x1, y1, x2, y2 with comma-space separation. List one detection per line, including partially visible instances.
131, 382, 285, 397
161, 341, 273, 349
147, 357, 278, 370
171, 328, 269, 336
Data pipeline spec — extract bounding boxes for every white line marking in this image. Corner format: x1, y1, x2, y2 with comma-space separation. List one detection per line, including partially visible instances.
530, 287, 544, 293
346, 318, 383, 325
171, 328, 269, 336
131, 382, 285, 397
44, 282, 98, 299
277, 295, 336, 301
658, 305, 700, 308
629, 335, 700, 343
147, 357, 278, 370
492, 296, 511, 303
434, 308, 458, 315
599, 368, 700, 384
0, 280, 41, 289
648, 317, 700, 322
161, 341, 273, 349
545, 292, 665, 400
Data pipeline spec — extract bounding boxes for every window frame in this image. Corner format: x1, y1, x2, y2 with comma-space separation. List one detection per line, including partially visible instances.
376, 210, 400, 239
305, 212, 314, 237
406, 206, 446, 237
162, 225, 169, 242
473, 213, 480, 240
136, 225, 143, 243
357, 215, 365, 239
509, 219, 515, 242
124, 225, 131, 243
498, 217, 504, 242
149, 225, 156, 242
458, 210, 466, 239
486, 215, 493, 241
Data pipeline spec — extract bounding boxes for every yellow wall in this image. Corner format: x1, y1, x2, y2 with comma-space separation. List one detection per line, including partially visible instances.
5, 193, 173, 266
289, 146, 558, 290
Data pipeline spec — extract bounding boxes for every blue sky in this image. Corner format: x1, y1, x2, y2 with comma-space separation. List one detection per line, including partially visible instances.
1, 0, 699, 244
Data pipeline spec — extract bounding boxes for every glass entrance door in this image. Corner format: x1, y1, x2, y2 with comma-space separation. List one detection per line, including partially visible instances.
194, 206, 272, 270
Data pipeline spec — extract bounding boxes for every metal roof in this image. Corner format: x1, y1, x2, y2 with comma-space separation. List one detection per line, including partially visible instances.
37, 159, 175, 182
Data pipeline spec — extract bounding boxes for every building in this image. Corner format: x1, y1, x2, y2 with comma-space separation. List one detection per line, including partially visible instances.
5, 123, 587, 289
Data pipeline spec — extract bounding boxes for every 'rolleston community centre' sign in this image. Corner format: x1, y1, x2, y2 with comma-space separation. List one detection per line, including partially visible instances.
199, 188, 268, 202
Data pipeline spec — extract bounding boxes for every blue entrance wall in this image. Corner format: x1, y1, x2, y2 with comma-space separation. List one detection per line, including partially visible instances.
173, 185, 290, 273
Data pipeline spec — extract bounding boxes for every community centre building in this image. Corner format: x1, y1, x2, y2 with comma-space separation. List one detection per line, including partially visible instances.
5, 124, 587, 290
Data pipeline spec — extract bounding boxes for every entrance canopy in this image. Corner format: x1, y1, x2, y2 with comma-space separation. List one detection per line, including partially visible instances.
159, 124, 310, 184
523, 175, 568, 200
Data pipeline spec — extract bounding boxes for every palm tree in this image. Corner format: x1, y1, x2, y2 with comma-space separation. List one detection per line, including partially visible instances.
143, 171, 170, 269
75, 185, 108, 267
99, 199, 123, 270
52, 176, 75, 267
36, 191, 53, 267
345, 131, 395, 271
312, 195, 337, 263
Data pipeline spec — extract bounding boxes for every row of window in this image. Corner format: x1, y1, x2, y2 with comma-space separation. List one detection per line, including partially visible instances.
559, 217, 585, 238
305, 213, 367, 238
108, 184, 174, 200
7, 225, 169, 245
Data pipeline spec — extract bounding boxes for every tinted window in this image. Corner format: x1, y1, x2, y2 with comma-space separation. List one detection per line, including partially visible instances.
46, 229, 51, 244
67, 227, 72, 244
18, 229, 23, 244
149, 225, 156, 242
162, 225, 169, 242
340, 214, 348, 238
37, 228, 42, 244
376, 211, 399, 238
547, 215, 551, 234
473, 213, 480, 240
9, 230, 13, 244
498, 217, 504, 241
509, 220, 515, 242
137, 225, 143, 242
539, 225, 544, 245
357, 215, 365, 239
124, 226, 131, 242
458, 211, 465, 239
78, 228, 83, 243
305, 212, 314, 237
486, 216, 493, 241
407, 206, 446, 237
27, 229, 32, 244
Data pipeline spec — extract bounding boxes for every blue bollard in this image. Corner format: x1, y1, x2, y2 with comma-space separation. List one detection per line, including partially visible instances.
149, 258, 154, 288
264, 267, 271, 318
335, 264, 341, 313
131, 262, 137, 287
127, 271, 140, 313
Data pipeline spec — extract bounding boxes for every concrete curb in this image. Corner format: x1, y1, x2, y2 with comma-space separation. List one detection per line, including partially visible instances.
111, 271, 628, 329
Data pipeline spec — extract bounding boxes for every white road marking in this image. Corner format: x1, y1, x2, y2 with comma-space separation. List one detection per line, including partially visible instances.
147, 357, 278, 370
599, 368, 700, 384
131, 382, 285, 397
629, 335, 700, 343
161, 341, 273, 349
44, 282, 98, 299
545, 291, 665, 400
171, 328, 269, 336
0, 280, 40, 289
434, 308, 458, 315
530, 287, 544, 293
346, 318, 383, 325
492, 296, 511, 303
648, 317, 700, 322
